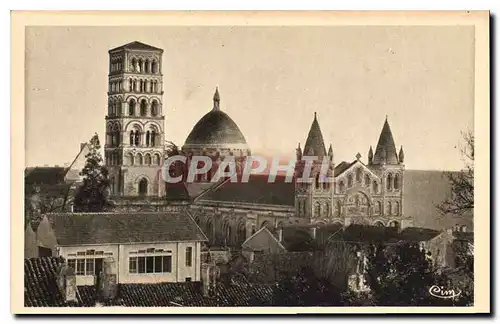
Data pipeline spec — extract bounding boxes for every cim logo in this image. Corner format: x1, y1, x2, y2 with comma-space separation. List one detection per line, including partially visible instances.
428, 285, 462, 300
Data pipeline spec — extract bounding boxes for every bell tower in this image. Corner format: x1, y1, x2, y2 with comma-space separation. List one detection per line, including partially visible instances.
105, 41, 165, 198
294, 113, 335, 223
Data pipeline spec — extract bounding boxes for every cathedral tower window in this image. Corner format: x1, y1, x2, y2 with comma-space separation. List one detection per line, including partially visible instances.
134, 131, 140, 146
135, 153, 143, 166
144, 60, 150, 73
386, 201, 392, 216
151, 61, 157, 74
315, 174, 320, 189
151, 100, 159, 116
140, 99, 147, 116
373, 180, 379, 194
138, 178, 148, 196
145, 153, 151, 166
347, 174, 353, 188
128, 100, 136, 116
364, 174, 370, 187
394, 201, 400, 215
154, 153, 161, 166
138, 59, 143, 73
394, 174, 400, 190
146, 131, 150, 146
128, 153, 134, 166
387, 173, 393, 190
131, 58, 137, 72
129, 130, 135, 145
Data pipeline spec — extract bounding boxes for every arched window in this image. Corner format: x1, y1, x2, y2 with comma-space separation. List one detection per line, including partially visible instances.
134, 131, 140, 146
151, 100, 158, 116
138, 59, 143, 73
151, 130, 157, 147
138, 178, 148, 196
387, 173, 393, 190
206, 218, 214, 243
131, 58, 137, 72
324, 202, 330, 217
347, 174, 353, 188
144, 60, 150, 73
144, 153, 151, 165
374, 221, 385, 227
336, 200, 342, 217
155, 153, 161, 166
373, 180, 379, 194
394, 201, 400, 215
389, 221, 400, 229
315, 174, 320, 189
364, 174, 370, 187
338, 181, 345, 193
135, 154, 143, 166
133, 80, 138, 92
129, 79, 133, 92
128, 99, 136, 116
152, 61, 157, 73
129, 130, 135, 145
387, 202, 392, 216
128, 153, 134, 166
146, 131, 150, 146
394, 174, 400, 190
315, 202, 321, 218
356, 168, 362, 182
237, 221, 246, 245
140, 99, 147, 116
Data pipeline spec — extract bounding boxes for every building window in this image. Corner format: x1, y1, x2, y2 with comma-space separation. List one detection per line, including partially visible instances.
185, 247, 193, 267
76, 259, 85, 275
67, 250, 107, 276
128, 249, 173, 274
185, 277, 192, 282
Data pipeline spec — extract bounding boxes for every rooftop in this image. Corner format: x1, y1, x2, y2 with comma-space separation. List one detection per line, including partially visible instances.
46, 212, 208, 246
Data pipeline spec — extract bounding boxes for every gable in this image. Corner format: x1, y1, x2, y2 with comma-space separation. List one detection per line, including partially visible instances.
242, 228, 286, 253
334, 160, 381, 181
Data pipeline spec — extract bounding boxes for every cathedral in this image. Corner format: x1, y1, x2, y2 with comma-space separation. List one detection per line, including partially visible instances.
104, 41, 412, 248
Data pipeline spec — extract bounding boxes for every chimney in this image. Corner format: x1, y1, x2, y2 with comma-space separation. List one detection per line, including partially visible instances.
97, 257, 118, 301
56, 262, 77, 303
200, 262, 219, 297
310, 226, 317, 240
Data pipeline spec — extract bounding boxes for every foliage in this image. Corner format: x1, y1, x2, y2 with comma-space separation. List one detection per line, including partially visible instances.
272, 267, 342, 306
437, 131, 474, 216
74, 134, 110, 212
365, 243, 439, 306
25, 184, 72, 226
165, 140, 181, 157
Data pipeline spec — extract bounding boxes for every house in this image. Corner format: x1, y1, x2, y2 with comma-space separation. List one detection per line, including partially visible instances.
426, 226, 474, 269
26, 211, 208, 286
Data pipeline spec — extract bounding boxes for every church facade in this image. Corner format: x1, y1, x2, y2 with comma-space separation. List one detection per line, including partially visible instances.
104, 41, 413, 248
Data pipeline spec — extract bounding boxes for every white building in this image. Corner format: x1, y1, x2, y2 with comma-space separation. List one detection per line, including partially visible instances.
26, 211, 208, 286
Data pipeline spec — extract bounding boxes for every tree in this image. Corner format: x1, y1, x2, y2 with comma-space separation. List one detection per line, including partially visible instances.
437, 131, 474, 216
74, 134, 110, 212
165, 140, 181, 157
366, 243, 439, 306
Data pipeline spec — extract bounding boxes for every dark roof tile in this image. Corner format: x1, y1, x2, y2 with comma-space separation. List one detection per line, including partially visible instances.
46, 212, 207, 246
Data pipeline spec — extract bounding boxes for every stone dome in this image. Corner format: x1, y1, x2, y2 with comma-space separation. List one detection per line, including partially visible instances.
183, 88, 249, 151
184, 110, 248, 146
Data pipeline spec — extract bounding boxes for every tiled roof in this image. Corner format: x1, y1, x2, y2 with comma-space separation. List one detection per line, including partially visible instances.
198, 174, 295, 207
46, 212, 208, 246
25, 167, 69, 185
109, 41, 163, 52
25, 257, 274, 307
333, 161, 355, 177
115, 281, 274, 307
24, 257, 96, 307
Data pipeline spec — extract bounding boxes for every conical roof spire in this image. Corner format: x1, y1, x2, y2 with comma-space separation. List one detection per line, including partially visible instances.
368, 146, 374, 164
399, 145, 405, 163
303, 112, 327, 157
213, 87, 220, 111
373, 117, 399, 165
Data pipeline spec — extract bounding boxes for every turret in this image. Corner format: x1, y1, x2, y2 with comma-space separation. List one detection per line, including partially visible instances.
213, 87, 220, 111
368, 146, 374, 165
328, 144, 333, 162
296, 143, 302, 161
399, 146, 405, 164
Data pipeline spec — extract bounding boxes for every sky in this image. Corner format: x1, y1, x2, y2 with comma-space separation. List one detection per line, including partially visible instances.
25, 26, 474, 170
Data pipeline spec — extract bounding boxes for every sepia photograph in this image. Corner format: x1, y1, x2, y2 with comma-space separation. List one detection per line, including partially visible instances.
11, 11, 490, 314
